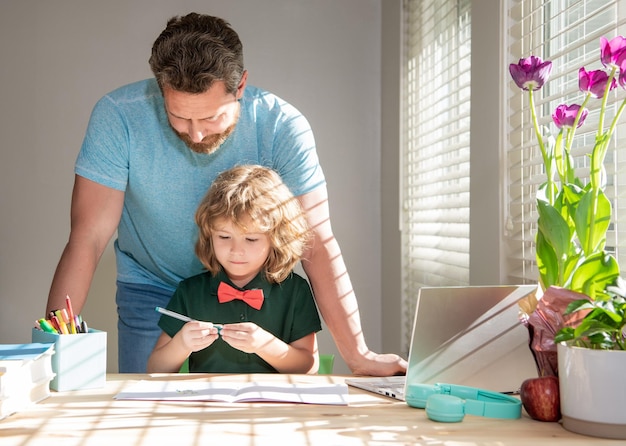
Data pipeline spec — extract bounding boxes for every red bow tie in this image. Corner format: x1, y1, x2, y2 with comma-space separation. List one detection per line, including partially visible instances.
217, 282, 265, 310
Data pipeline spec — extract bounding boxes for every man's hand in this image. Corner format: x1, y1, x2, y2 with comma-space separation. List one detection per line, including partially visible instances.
349, 351, 408, 377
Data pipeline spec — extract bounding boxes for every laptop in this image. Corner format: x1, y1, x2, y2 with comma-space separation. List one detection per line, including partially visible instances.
346, 285, 539, 400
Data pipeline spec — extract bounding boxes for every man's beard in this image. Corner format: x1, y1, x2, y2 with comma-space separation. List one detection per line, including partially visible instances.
172, 107, 240, 155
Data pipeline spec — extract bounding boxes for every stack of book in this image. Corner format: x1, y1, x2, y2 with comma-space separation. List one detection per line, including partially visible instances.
0, 342, 55, 420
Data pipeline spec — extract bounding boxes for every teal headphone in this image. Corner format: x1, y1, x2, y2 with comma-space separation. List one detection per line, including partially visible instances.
405, 383, 521, 422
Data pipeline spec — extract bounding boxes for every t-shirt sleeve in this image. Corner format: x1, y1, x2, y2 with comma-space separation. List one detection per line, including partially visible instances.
74, 95, 130, 191
270, 101, 326, 197
288, 276, 322, 343
157, 287, 187, 338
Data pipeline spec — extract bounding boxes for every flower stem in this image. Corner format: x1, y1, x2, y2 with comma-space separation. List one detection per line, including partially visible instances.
597, 67, 617, 135
529, 88, 554, 204
604, 96, 626, 156
586, 68, 622, 254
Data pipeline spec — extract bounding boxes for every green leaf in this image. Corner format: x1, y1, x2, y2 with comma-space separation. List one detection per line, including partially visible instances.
537, 200, 572, 259
562, 183, 584, 205
587, 304, 623, 324
554, 130, 565, 180
536, 229, 559, 288
590, 133, 610, 190
537, 181, 559, 207
575, 319, 622, 349
562, 252, 582, 286
575, 320, 615, 336
570, 252, 620, 297
554, 327, 575, 343
561, 183, 584, 226
574, 189, 611, 256
563, 298, 594, 315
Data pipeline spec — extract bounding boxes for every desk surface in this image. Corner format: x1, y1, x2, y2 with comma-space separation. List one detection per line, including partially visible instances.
0, 373, 622, 445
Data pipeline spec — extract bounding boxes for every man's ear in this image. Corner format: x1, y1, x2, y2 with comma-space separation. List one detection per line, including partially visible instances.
236, 71, 248, 99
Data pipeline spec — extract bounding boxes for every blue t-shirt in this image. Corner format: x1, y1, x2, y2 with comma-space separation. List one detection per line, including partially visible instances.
75, 79, 325, 290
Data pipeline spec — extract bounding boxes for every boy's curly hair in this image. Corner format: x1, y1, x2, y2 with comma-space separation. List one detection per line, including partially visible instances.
195, 165, 311, 284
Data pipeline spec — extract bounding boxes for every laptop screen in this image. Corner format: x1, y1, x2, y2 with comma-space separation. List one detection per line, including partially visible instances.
404, 285, 539, 394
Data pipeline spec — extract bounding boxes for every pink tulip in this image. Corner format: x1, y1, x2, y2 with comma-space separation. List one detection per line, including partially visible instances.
509, 56, 552, 91
616, 50, 626, 87
552, 104, 587, 129
600, 36, 626, 68
579, 67, 616, 98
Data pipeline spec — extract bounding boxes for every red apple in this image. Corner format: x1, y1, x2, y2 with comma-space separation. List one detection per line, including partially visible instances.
520, 375, 561, 422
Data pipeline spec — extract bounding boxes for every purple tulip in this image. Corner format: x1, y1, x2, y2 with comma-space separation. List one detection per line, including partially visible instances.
579, 67, 616, 98
620, 67, 626, 88
509, 56, 553, 90
616, 50, 626, 87
552, 104, 587, 129
600, 36, 626, 68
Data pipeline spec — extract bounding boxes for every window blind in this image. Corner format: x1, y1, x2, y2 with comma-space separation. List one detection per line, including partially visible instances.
401, 0, 472, 354
504, 0, 626, 285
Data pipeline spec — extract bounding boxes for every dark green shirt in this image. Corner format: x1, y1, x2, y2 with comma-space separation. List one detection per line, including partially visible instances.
158, 270, 321, 373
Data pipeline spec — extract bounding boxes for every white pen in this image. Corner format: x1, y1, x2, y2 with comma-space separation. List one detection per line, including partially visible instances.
155, 306, 223, 331
155, 306, 194, 322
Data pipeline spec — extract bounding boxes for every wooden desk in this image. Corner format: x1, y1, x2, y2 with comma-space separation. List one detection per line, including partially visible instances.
0, 373, 622, 445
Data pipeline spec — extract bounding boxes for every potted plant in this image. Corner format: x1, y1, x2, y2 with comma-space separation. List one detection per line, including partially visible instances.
553, 279, 626, 439
510, 36, 626, 438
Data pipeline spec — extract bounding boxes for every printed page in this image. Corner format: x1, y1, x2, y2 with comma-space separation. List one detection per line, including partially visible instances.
115, 380, 349, 405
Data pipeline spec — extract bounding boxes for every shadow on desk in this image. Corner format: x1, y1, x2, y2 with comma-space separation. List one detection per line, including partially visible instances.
0, 373, 619, 445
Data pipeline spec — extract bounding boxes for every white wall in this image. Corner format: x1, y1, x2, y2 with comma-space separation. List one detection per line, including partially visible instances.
381, 0, 403, 356
0, 0, 385, 374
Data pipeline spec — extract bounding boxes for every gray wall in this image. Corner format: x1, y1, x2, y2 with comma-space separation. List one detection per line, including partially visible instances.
0, 0, 392, 374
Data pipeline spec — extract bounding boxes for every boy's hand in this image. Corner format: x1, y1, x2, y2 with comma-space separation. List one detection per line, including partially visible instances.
219, 322, 272, 354
177, 321, 220, 352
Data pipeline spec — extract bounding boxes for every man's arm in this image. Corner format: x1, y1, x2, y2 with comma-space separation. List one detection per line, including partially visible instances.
297, 186, 407, 376
46, 175, 124, 316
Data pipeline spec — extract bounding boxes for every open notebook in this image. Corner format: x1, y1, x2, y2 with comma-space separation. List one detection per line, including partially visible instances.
346, 285, 539, 400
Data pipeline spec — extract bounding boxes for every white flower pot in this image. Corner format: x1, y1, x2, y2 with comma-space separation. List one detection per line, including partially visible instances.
557, 342, 626, 439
